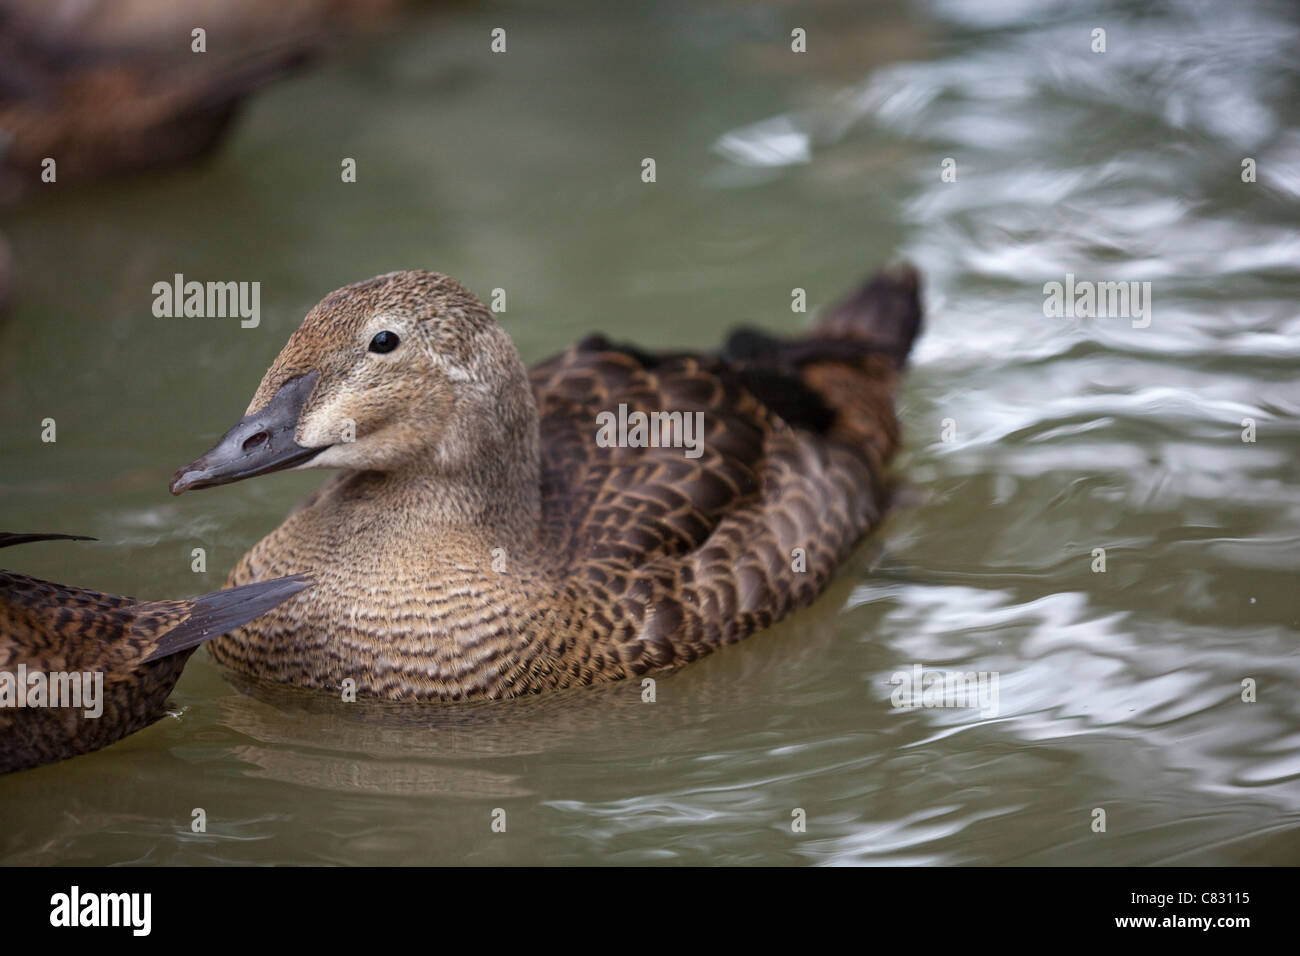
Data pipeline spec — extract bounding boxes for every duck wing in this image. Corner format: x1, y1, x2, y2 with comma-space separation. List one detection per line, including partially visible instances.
0, 532, 95, 549
531, 344, 771, 567
527, 265, 921, 670
0, 566, 311, 671
0, 533, 310, 773
138, 574, 312, 663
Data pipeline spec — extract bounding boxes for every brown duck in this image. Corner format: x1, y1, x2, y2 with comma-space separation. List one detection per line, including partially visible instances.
0, 533, 308, 774
0, 0, 407, 202
171, 265, 922, 701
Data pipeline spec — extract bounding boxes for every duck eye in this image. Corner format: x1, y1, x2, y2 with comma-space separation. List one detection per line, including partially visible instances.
369, 331, 400, 354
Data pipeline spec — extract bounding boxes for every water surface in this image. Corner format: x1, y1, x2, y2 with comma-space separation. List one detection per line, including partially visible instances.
1, 0, 1298, 864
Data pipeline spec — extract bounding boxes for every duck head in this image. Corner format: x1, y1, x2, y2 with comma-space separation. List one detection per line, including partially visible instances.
170, 270, 539, 496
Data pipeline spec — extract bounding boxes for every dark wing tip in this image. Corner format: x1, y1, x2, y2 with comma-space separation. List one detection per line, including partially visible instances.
0, 532, 97, 550
140, 574, 312, 663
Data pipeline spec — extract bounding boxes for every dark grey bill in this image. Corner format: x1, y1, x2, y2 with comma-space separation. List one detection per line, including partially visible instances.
170, 371, 328, 495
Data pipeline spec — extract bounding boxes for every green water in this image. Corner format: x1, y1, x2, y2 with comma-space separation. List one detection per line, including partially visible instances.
2, 0, 1298, 864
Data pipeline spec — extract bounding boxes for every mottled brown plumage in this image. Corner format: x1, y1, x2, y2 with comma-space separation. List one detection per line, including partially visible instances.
0, 533, 309, 774
172, 265, 922, 701
0, 0, 407, 202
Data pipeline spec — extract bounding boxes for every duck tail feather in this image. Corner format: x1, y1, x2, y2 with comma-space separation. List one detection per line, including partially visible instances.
141, 574, 311, 663
815, 262, 923, 366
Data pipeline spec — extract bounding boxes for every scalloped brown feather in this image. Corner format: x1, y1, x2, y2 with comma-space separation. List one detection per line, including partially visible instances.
206, 265, 921, 701
0, 535, 309, 774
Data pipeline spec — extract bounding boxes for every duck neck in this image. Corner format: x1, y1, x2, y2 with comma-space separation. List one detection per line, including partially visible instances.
342, 439, 542, 552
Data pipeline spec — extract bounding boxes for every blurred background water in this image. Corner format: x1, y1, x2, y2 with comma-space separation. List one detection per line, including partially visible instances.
1, 0, 1297, 864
